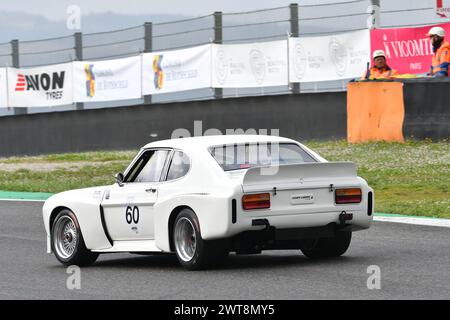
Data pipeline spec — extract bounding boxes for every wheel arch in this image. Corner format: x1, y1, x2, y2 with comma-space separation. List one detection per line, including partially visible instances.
43, 188, 112, 251
168, 205, 195, 252
154, 194, 232, 252
49, 206, 74, 232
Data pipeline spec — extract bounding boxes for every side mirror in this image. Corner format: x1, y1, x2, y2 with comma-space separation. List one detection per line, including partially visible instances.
114, 173, 124, 187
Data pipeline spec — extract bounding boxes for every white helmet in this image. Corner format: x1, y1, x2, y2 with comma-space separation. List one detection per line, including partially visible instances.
426, 26, 445, 37
373, 49, 386, 59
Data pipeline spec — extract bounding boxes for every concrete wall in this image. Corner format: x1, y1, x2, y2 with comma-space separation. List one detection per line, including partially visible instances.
0, 92, 347, 157
1, 80, 448, 157
402, 79, 450, 140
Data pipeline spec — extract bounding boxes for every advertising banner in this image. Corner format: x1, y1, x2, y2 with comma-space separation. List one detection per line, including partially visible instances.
0, 68, 7, 108
73, 56, 141, 102
142, 44, 211, 95
7, 63, 73, 107
370, 22, 450, 74
289, 29, 371, 83
212, 40, 288, 88
437, 0, 450, 17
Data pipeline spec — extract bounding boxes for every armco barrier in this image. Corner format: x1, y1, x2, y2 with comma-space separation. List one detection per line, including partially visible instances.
0, 92, 347, 157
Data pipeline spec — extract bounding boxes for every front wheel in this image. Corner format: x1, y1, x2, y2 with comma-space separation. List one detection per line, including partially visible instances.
51, 209, 99, 266
173, 208, 229, 270
300, 231, 352, 259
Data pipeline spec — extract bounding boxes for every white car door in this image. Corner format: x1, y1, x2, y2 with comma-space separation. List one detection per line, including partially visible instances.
101, 149, 171, 241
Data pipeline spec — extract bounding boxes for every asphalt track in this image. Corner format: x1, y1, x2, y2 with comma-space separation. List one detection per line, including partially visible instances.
0, 201, 449, 300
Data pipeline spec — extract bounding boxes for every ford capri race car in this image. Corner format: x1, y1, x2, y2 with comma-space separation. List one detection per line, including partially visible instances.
43, 135, 374, 270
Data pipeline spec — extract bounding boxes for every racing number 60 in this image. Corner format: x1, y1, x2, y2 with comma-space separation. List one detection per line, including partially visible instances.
125, 206, 139, 224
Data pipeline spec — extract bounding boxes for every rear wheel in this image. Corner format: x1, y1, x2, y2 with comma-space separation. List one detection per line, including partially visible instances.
51, 209, 99, 266
173, 208, 229, 270
300, 231, 352, 259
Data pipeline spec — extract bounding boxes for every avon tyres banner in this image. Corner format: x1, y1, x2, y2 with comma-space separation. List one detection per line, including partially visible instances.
289, 30, 370, 83
7, 63, 72, 107
370, 23, 450, 74
73, 56, 141, 102
0, 69, 7, 108
212, 41, 288, 88
142, 44, 211, 95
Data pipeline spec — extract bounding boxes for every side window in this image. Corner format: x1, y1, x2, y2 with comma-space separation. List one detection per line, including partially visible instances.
124, 151, 148, 182
129, 150, 169, 183
166, 151, 190, 181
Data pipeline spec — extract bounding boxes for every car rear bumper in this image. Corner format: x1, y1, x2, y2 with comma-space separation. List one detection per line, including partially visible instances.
230, 222, 354, 253
223, 209, 372, 239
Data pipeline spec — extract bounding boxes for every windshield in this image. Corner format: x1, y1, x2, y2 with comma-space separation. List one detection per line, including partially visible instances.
210, 142, 317, 171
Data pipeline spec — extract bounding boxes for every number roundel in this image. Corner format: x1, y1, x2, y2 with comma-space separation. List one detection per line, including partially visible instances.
125, 206, 139, 224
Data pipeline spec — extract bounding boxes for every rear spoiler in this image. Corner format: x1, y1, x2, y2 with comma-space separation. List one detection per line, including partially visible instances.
243, 162, 357, 188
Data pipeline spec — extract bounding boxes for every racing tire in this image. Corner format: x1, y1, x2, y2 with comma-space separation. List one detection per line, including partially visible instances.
51, 209, 99, 267
173, 208, 229, 270
300, 231, 352, 259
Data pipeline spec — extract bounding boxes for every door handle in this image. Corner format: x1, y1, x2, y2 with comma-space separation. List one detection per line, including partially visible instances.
145, 187, 157, 193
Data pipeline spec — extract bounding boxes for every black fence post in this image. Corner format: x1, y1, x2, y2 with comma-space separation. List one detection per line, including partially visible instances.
213, 11, 223, 100
11, 39, 27, 115
74, 32, 84, 110
289, 3, 300, 94
143, 22, 153, 105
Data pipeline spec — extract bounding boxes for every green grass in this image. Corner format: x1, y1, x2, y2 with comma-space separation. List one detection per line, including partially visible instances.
0, 151, 137, 193
0, 140, 449, 218
0, 151, 136, 164
305, 140, 450, 218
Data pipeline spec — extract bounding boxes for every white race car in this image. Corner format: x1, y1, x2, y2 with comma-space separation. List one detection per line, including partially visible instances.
43, 135, 374, 270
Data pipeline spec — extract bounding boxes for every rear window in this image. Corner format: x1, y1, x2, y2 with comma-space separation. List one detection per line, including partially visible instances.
166, 151, 190, 181
210, 143, 316, 171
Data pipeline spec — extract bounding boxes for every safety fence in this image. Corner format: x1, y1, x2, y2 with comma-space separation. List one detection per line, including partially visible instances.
0, 0, 448, 117
0, 31, 372, 109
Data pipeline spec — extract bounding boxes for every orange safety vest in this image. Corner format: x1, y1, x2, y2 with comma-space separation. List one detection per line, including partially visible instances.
362, 66, 398, 80
430, 41, 450, 77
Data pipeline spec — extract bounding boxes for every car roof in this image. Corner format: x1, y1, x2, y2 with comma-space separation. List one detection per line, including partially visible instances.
142, 135, 298, 151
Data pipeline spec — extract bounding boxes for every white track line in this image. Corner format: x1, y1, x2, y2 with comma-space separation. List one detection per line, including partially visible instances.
374, 216, 450, 228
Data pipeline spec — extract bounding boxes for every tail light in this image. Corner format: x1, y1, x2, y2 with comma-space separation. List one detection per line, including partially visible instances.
335, 188, 362, 204
242, 193, 270, 210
